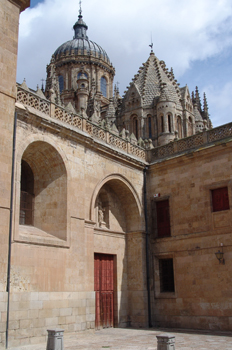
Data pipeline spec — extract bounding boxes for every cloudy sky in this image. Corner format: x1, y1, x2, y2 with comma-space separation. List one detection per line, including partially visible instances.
17, 0, 232, 127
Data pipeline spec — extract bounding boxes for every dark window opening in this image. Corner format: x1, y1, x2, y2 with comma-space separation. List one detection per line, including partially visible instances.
161, 116, 164, 133
212, 187, 230, 212
133, 117, 138, 139
148, 116, 152, 138
168, 114, 171, 132
156, 199, 171, 237
159, 258, 175, 293
20, 160, 34, 225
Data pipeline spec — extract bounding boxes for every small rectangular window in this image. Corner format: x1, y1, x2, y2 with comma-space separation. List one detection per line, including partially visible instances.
159, 259, 175, 293
212, 187, 229, 212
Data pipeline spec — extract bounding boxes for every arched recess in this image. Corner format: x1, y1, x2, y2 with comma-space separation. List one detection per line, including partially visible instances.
15, 138, 68, 242
90, 174, 142, 233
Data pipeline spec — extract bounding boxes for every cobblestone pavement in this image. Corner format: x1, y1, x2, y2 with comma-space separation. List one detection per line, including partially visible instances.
9, 328, 232, 350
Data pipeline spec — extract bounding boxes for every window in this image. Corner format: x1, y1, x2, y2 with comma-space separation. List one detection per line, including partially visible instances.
148, 116, 152, 138
101, 76, 107, 97
156, 199, 171, 237
58, 75, 64, 94
161, 115, 164, 133
133, 117, 138, 139
212, 187, 229, 212
168, 114, 171, 132
159, 259, 175, 293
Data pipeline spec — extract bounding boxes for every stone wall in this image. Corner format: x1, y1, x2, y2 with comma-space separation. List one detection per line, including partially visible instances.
0, 1, 30, 348
8, 291, 95, 348
148, 140, 232, 331
5, 102, 148, 346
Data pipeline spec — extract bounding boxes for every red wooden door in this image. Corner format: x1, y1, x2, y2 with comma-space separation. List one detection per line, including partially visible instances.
94, 254, 114, 329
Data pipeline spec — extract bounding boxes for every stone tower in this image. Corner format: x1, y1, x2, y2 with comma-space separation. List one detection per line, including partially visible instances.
45, 5, 115, 120
118, 50, 212, 146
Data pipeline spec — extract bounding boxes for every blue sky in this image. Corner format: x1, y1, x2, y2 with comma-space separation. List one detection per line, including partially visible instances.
17, 0, 232, 127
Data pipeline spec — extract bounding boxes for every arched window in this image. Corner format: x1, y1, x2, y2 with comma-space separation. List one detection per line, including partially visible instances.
132, 116, 139, 139
148, 115, 152, 138
168, 114, 171, 133
20, 160, 34, 225
101, 76, 107, 97
58, 75, 64, 94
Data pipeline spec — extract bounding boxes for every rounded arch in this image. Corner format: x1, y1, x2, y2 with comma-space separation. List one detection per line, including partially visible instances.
16, 134, 69, 178
90, 174, 142, 232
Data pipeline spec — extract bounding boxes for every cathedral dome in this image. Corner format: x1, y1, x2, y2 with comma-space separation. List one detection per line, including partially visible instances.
53, 11, 111, 65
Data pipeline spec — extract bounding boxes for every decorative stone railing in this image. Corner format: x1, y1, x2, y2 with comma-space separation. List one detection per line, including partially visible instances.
150, 123, 232, 162
16, 86, 146, 161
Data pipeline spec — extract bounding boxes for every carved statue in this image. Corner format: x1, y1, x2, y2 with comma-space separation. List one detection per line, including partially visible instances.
98, 201, 105, 226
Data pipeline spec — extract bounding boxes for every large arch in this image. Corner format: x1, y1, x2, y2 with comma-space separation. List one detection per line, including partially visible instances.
15, 135, 69, 243
90, 174, 143, 233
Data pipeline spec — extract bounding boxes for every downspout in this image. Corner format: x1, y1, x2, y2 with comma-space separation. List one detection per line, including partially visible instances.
6, 111, 17, 349
143, 166, 152, 327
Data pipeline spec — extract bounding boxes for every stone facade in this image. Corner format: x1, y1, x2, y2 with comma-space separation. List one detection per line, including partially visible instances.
0, 0, 232, 348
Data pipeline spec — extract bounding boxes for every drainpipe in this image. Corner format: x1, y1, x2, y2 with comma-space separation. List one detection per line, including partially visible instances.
6, 111, 17, 349
143, 166, 152, 327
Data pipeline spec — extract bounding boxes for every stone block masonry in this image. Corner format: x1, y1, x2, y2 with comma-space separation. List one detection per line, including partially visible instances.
8, 292, 95, 348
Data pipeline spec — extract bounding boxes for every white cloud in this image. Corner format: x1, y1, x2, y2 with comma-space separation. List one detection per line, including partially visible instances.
204, 82, 232, 127
17, 0, 232, 125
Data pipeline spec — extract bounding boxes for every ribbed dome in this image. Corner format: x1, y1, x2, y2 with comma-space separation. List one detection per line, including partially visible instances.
53, 10, 111, 65
54, 38, 111, 64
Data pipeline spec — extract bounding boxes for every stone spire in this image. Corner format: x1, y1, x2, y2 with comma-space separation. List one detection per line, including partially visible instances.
203, 92, 209, 120
195, 86, 202, 112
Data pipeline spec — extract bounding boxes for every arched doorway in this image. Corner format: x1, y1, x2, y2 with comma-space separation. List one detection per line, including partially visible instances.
91, 174, 143, 329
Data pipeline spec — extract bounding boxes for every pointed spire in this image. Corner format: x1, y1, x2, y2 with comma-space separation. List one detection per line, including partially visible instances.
41, 78, 45, 92
203, 92, 208, 113
195, 86, 202, 112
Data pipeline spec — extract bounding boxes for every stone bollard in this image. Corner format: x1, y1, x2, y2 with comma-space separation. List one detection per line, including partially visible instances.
46, 329, 64, 350
156, 333, 175, 350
